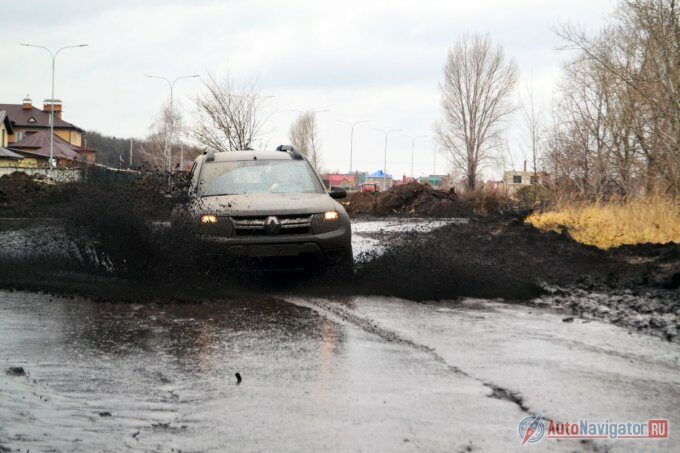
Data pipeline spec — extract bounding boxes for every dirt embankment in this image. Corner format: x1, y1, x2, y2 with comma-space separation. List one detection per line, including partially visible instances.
342, 183, 472, 217
345, 213, 679, 340
353, 213, 680, 296
0, 172, 75, 218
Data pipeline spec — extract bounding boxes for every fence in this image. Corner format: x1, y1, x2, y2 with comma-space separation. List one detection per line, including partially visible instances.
0, 166, 82, 182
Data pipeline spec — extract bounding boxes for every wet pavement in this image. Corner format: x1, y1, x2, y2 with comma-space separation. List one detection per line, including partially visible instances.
0, 217, 679, 452
351, 218, 466, 259
1, 290, 678, 452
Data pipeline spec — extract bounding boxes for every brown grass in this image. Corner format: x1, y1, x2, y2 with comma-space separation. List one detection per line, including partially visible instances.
460, 188, 513, 214
526, 196, 680, 249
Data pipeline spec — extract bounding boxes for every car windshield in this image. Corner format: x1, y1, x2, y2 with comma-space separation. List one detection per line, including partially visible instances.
197, 159, 324, 196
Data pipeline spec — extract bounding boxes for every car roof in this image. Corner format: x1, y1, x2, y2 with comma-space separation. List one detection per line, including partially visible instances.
202, 150, 294, 163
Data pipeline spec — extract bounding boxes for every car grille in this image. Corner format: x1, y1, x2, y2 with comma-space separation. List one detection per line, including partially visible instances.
231, 215, 313, 236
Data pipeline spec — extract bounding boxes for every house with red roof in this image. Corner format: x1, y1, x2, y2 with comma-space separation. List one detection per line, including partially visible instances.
0, 96, 85, 148
0, 96, 96, 176
9, 130, 95, 165
322, 173, 356, 190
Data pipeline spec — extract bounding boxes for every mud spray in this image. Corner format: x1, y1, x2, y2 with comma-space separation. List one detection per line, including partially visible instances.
0, 169, 678, 308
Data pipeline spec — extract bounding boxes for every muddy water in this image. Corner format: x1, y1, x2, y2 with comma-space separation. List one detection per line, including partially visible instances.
351, 218, 466, 259
2, 290, 678, 452
0, 291, 523, 452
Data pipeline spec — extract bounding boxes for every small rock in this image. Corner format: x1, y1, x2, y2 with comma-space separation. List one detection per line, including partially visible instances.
99, 411, 112, 417
6, 366, 26, 376
562, 317, 575, 323
235, 372, 242, 384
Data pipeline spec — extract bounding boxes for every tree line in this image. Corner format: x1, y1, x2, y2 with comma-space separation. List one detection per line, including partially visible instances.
434, 0, 679, 198
89, 0, 677, 197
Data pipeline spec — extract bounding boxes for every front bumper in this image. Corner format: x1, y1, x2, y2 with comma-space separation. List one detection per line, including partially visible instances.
198, 225, 351, 262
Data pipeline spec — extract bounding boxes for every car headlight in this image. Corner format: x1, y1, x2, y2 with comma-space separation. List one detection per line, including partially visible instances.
323, 211, 339, 222
312, 211, 343, 234
198, 215, 233, 236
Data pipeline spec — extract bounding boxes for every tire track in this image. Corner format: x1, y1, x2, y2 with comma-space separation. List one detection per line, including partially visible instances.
285, 297, 539, 416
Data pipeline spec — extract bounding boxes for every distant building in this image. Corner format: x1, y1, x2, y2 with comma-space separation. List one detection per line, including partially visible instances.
367, 170, 392, 190
418, 174, 452, 190
323, 173, 356, 190
351, 171, 368, 187
0, 97, 97, 178
503, 170, 549, 195
1, 96, 84, 147
0, 110, 13, 148
1, 110, 25, 168
9, 130, 95, 166
393, 175, 417, 186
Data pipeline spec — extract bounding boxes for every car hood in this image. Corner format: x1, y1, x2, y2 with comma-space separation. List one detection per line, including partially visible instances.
193, 193, 337, 217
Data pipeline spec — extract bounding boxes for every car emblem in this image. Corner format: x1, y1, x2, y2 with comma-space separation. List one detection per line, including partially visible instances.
264, 216, 281, 234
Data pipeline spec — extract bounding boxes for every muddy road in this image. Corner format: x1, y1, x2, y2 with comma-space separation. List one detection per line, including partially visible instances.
1, 291, 678, 452
0, 217, 679, 451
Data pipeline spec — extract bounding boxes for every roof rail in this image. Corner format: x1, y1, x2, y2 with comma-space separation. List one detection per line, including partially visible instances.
275, 144, 304, 160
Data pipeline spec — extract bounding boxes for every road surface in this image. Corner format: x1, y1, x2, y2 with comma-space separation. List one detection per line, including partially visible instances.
0, 290, 677, 452
0, 218, 678, 452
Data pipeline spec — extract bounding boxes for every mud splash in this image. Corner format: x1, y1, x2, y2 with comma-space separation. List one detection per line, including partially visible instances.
0, 169, 678, 311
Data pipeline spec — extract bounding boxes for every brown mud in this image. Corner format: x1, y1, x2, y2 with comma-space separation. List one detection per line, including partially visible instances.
0, 170, 677, 339
342, 182, 471, 217
0, 172, 75, 218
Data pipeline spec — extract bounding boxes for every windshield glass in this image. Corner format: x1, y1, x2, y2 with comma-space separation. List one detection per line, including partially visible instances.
197, 159, 324, 196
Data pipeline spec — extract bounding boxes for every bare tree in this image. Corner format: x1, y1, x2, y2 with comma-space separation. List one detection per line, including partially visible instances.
193, 74, 272, 152
136, 100, 200, 171
519, 80, 545, 178
434, 34, 518, 191
138, 101, 180, 168
289, 111, 322, 171
555, 0, 680, 194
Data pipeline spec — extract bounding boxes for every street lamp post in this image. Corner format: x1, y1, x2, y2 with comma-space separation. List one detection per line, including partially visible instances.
434, 147, 438, 175
372, 128, 402, 190
401, 134, 429, 180
20, 43, 88, 173
145, 74, 200, 171
338, 119, 369, 175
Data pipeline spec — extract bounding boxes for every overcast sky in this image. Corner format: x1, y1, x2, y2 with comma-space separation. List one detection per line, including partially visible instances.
0, 0, 618, 179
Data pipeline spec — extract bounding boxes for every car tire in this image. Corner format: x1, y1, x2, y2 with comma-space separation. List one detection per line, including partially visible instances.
332, 247, 354, 275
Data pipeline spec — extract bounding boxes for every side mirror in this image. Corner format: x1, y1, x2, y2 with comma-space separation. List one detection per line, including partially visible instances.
329, 186, 347, 199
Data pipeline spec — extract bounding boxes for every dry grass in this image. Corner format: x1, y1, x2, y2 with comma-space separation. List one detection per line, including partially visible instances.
460, 188, 513, 214
526, 196, 680, 249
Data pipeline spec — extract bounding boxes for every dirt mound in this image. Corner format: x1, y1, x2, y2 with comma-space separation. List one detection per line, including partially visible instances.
0, 172, 73, 217
0, 172, 44, 200
351, 212, 680, 302
343, 182, 470, 217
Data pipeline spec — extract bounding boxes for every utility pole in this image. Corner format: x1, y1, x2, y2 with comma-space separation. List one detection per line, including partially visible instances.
145, 74, 200, 171
338, 119, 369, 176
20, 43, 88, 174
129, 138, 133, 167
434, 148, 437, 175
372, 128, 402, 190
